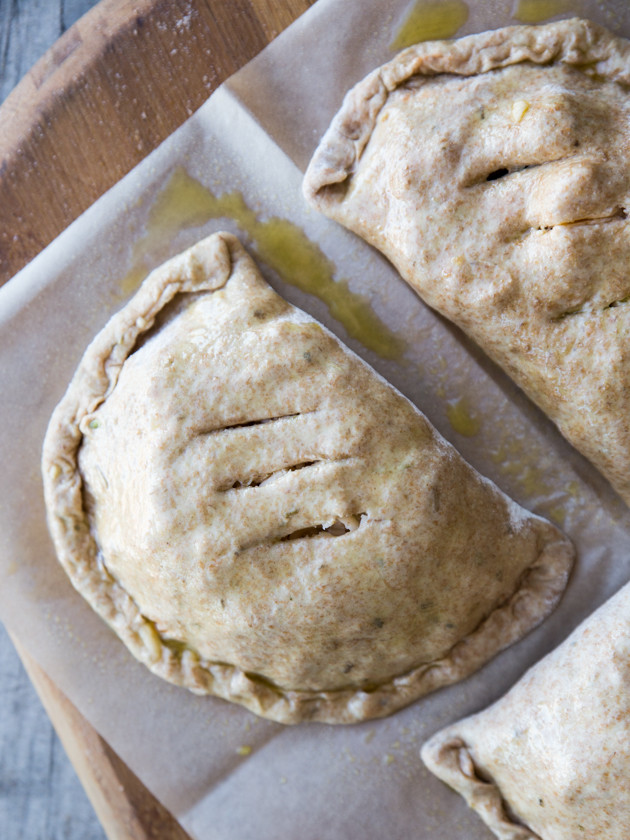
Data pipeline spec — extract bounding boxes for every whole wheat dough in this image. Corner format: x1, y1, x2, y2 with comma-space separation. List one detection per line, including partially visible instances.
422, 580, 630, 840
42, 232, 573, 723
304, 18, 630, 505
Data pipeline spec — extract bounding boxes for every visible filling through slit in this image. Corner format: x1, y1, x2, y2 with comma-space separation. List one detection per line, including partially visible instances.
486, 167, 510, 181
219, 461, 319, 492
552, 291, 630, 321
469, 162, 538, 186
538, 206, 627, 232
207, 411, 305, 434
281, 515, 363, 540
476, 153, 570, 186
239, 514, 366, 553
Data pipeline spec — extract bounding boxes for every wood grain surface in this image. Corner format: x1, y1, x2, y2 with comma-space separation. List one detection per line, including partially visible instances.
0, 0, 314, 837
0, 0, 314, 286
0, 621, 107, 839
14, 636, 192, 840
1, 11, 107, 840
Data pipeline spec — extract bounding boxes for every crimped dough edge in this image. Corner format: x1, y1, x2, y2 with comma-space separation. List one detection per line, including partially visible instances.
421, 732, 539, 840
303, 18, 630, 208
41, 231, 573, 724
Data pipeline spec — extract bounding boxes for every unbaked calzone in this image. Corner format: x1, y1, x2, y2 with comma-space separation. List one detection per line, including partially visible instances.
42, 233, 572, 724
422, 580, 630, 840
304, 18, 630, 505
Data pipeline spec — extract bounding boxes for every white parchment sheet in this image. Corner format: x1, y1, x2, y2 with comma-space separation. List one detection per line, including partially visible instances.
2, 0, 630, 837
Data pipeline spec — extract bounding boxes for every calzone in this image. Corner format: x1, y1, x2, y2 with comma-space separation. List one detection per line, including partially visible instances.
42, 232, 573, 724
304, 18, 630, 505
422, 580, 630, 840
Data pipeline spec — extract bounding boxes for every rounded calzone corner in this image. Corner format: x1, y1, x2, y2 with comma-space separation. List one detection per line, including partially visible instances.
421, 580, 630, 840
303, 18, 630, 506
42, 232, 573, 725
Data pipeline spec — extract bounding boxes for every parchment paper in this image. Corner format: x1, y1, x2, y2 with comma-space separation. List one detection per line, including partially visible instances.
2, 1, 630, 838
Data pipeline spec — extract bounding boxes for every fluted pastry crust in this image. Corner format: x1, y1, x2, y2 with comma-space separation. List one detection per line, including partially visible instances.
304, 18, 630, 505
422, 582, 630, 840
42, 233, 572, 723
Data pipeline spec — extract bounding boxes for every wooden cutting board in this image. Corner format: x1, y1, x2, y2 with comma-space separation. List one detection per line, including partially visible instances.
1, 1, 314, 836
0, 0, 315, 286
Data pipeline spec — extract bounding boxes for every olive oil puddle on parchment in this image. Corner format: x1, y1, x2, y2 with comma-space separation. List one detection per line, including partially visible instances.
443, 387, 581, 526
390, 0, 468, 50
514, 0, 581, 24
121, 168, 403, 360
445, 395, 481, 437
490, 437, 579, 526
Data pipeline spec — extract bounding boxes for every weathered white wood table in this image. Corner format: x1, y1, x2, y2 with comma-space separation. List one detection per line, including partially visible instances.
0, 5, 106, 839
